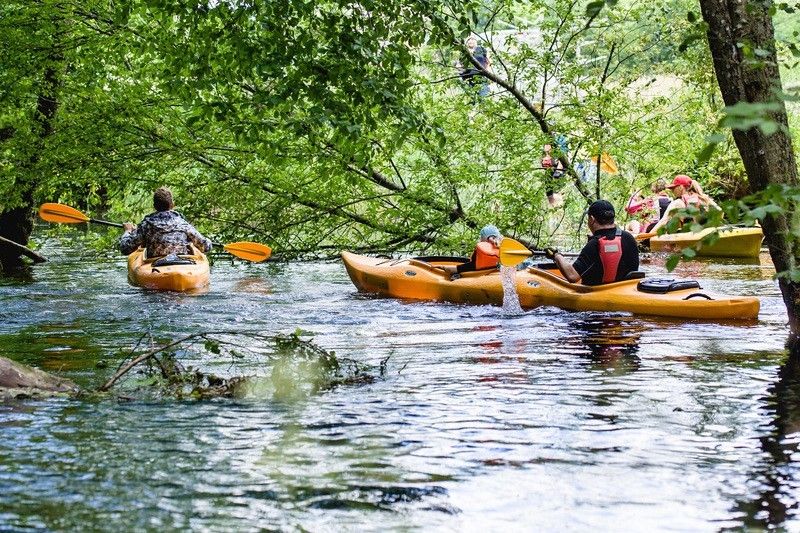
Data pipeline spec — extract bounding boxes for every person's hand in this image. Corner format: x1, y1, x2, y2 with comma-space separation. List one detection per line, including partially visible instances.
544, 247, 559, 260
123, 222, 135, 232
441, 265, 457, 275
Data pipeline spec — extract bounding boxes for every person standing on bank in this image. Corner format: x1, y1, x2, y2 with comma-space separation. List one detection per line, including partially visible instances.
460, 36, 492, 98
120, 187, 212, 258
545, 200, 639, 285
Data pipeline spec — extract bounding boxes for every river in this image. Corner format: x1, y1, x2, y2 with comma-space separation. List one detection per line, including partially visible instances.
1, 241, 798, 530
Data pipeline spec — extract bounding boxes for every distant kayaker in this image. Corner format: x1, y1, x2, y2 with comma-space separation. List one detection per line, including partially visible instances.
545, 200, 639, 285
648, 175, 720, 234
624, 178, 671, 234
120, 187, 213, 257
442, 225, 502, 279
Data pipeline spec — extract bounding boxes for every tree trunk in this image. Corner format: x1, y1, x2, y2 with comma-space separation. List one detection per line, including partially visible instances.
699, 0, 800, 334
0, 64, 59, 272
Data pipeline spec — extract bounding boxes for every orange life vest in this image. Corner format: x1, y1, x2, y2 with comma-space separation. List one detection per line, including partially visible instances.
599, 229, 623, 284
475, 241, 500, 270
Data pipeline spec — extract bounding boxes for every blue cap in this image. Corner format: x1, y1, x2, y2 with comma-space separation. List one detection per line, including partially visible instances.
479, 225, 501, 240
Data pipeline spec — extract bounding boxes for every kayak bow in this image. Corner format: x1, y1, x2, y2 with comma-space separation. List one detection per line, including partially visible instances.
127, 246, 210, 292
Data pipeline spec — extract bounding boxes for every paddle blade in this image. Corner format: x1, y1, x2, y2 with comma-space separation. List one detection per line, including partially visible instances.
499, 238, 532, 267
591, 153, 619, 175
635, 231, 656, 241
38, 203, 90, 224
223, 241, 272, 262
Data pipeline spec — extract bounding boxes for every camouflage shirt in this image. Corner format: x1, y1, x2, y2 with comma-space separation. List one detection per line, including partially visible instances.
119, 210, 212, 257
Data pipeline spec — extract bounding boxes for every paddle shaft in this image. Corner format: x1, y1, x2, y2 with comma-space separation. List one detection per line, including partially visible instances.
90, 218, 124, 229
530, 250, 580, 258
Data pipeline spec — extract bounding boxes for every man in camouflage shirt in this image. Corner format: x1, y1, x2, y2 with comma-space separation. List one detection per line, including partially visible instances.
120, 187, 212, 257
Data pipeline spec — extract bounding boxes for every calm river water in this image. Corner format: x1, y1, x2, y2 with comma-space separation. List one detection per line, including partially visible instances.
1, 240, 799, 531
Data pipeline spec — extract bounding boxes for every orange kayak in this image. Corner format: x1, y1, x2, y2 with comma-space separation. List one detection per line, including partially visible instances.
648, 226, 763, 258
127, 246, 210, 292
341, 252, 759, 320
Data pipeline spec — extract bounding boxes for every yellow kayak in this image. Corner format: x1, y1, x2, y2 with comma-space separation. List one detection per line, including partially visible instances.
127, 245, 210, 292
649, 226, 763, 258
341, 252, 759, 320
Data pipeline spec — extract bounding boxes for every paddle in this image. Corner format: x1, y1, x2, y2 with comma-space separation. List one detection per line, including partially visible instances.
499, 237, 578, 268
38, 203, 272, 263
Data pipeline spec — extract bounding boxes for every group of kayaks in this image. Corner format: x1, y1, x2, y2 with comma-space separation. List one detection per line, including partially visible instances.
129, 229, 763, 321
38, 202, 764, 320
341, 252, 760, 321
342, 225, 764, 321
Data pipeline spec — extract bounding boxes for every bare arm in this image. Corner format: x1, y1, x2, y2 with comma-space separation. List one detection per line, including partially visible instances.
554, 253, 581, 283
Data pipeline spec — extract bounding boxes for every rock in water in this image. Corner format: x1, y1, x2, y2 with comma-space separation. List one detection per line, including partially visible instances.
0, 356, 80, 400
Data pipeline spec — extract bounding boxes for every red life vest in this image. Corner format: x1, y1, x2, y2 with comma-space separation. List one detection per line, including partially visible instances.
598, 228, 623, 283
475, 241, 500, 270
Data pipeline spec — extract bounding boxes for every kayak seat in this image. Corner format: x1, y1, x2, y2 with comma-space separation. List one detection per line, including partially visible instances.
637, 278, 701, 294
625, 271, 646, 280
152, 254, 196, 267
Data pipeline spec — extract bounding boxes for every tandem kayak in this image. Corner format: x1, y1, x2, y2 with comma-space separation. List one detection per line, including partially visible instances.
648, 226, 763, 258
127, 246, 210, 292
341, 252, 759, 320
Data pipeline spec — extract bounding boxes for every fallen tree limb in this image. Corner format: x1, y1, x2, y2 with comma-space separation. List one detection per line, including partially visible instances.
0, 236, 47, 263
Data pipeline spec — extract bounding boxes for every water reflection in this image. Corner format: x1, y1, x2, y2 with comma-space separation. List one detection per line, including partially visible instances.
232, 276, 273, 296
733, 338, 800, 529
567, 316, 643, 374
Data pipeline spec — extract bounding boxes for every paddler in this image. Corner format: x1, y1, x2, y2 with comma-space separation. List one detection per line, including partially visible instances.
545, 200, 639, 285
120, 187, 213, 258
648, 174, 720, 234
442, 225, 502, 280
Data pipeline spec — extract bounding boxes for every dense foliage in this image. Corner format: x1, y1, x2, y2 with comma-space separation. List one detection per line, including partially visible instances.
0, 0, 797, 256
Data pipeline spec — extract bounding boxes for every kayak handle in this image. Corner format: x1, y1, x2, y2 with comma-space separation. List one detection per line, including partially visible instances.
683, 293, 713, 300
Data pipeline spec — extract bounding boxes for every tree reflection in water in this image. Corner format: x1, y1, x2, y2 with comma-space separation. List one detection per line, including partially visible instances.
733, 336, 800, 529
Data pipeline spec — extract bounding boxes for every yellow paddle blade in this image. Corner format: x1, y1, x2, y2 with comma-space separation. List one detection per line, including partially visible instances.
38, 203, 90, 224
635, 231, 656, 241
499, 237, 532, 267
222, 241, 272, 262
591, 153, 619, 175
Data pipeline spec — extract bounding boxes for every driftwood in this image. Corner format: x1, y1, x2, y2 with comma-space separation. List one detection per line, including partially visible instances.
0, 356, 79, 400
0, 236, 47, 263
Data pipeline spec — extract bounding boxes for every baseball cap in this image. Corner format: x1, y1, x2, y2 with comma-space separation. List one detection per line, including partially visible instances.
667, 174, 692, 188
587, 200, 615, 220
479, 225, 501, 240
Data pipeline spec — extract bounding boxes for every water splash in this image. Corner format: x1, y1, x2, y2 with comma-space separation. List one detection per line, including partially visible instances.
500, 266, 524, 314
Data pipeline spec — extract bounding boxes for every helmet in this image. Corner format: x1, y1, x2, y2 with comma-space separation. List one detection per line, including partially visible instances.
479, 225, 501, 241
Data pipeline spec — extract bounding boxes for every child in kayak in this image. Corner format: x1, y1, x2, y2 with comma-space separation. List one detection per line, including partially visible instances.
442, 225, 502, 280
120, 187, 212, 258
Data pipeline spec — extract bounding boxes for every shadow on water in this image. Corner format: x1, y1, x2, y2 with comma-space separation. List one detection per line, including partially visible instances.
0, 263, 33, 284
732, 336, 800, 529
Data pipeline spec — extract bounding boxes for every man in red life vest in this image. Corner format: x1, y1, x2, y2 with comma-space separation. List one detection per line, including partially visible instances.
442, 225, 502, 279
546, 200, 639, 286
